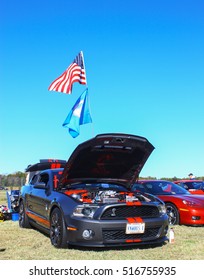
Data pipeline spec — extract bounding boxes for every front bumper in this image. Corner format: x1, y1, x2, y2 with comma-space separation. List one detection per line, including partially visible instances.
179, 208, 204, 226
65, 215, 169, 247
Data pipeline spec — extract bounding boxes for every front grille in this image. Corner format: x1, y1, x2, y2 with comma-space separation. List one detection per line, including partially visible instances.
103, 227, 160, 241
101, 205, 159, 219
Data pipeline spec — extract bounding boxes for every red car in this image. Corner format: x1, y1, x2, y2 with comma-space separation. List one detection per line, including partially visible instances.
131, 180, 204, 226
174, 180, 204, 195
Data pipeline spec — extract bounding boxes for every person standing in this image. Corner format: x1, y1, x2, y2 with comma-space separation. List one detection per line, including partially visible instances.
188, 173, 195, 180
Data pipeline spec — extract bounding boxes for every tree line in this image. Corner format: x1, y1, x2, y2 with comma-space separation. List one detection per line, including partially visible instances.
0, 172, 204, 188
0, 172, 26, 187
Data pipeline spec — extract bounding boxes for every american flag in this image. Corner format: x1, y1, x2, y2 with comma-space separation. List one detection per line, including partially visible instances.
48, 51, 87, 94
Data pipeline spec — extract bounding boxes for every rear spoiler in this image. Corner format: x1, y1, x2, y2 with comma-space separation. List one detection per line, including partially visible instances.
25, 159, 66, 172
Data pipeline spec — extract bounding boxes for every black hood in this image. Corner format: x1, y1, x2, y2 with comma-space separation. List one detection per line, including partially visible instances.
59, 133, 154, 189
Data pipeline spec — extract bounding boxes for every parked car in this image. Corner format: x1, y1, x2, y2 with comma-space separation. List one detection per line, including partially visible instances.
19, 133, 169, 248
174, 180, 204, 195
131, 180, 204, 226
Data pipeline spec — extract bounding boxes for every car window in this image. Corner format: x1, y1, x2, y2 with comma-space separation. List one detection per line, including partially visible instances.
52, 171, 63, 189
133, 181, 190, 195
30, 174, 38, 185
177, 182, 189, 189
131, 183, 146, 192
148, 183, 163, 194
187, 182, 204, 190
39, 173, 49, 185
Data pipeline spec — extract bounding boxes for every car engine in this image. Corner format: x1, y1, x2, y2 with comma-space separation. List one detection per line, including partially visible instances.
65, 189, 142, 204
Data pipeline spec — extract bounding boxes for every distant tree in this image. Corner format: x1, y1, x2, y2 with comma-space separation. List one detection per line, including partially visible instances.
139, 176, 157, 180
0, 172, 26, 187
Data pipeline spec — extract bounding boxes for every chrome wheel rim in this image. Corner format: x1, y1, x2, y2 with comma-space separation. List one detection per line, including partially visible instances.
166, 205, 177, 225
50, 212, 62, 246
19, 202, 24, 226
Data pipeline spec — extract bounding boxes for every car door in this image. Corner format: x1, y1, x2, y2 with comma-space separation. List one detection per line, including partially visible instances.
26, 174, 39, 215
28, 172, 52, 228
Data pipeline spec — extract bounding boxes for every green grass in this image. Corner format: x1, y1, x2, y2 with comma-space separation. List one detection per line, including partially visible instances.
1, 190, 204, 260
0, 221, 204, 260
0, 190, 7, 205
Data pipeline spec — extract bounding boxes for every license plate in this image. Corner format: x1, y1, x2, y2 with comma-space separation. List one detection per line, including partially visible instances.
126, 223, 145, 234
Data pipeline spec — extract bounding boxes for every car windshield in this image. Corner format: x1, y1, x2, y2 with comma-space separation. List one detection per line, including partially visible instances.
183, 181, 204, 190
132, 181, 190, 195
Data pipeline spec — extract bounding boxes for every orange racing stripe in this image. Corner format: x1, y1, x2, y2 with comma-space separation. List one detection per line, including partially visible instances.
126, 201, 142, 206
26, 211, 50, 227
125, 217, 144, 243
126, 239, 142, 243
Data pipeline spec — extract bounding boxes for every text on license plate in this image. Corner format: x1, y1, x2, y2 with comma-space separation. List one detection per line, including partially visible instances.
126, 223, 145, 234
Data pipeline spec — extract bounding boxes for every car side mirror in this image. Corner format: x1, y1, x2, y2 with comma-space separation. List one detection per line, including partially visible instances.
34, 182, 48, 189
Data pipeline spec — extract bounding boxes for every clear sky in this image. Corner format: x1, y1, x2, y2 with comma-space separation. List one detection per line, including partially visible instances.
1, 0, 204, 178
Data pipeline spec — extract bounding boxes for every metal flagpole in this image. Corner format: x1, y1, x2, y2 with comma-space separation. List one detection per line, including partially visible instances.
80, 50, 88, 87
80, 51, 94, 137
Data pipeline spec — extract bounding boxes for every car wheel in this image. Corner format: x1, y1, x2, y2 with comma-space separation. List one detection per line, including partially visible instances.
165, 203, 179, 225
50, 208, 67, 248
19, 200, 31, 228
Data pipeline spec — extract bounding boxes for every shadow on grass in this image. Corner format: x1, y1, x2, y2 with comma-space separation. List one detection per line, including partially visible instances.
0, 248, 6, 252
70, 241, 168, 252
31, 226, 168, 252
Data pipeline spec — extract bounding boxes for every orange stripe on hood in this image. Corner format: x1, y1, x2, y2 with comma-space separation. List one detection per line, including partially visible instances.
126, 201, 142, 206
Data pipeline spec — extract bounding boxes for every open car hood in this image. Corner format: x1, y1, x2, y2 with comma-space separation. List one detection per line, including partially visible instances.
59, 133, 154, 189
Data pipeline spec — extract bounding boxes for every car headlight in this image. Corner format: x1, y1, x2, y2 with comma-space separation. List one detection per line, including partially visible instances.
73, 205, 99, 218
182, 200, 199, 207
158, 204, 166, 215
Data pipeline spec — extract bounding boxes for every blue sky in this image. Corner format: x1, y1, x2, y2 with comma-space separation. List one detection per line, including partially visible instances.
0, 0, 204, 178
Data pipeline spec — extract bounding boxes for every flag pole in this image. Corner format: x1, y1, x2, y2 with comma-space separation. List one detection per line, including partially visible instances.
80, 51, 88, 88
81, 51, 95, 137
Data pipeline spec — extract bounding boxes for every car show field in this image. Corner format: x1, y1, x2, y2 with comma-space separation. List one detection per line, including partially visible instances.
1, 188, 204, 260
0, 220, 204, 260
1, 133, 204, 259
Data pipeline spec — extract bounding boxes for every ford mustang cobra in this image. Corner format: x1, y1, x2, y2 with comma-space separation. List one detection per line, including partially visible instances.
19, 133, 169, 248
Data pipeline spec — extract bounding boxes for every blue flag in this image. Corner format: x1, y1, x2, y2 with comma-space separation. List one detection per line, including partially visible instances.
62, 89, 92, 138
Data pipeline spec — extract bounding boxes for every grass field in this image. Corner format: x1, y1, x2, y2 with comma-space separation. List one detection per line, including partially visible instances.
0, 190, 7, 205
1, 221, 204, 260
0, 190, 204, 260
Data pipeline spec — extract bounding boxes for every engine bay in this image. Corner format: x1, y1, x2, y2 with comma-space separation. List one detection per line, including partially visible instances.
64, 188, 151, 204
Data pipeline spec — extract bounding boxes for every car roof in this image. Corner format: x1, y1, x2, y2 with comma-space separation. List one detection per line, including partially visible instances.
174, 180, 203, 182
25, 159, 66, 172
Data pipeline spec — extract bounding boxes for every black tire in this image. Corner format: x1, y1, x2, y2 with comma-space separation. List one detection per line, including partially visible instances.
50, 208, 67, 248
166, 203, 179, 225
19, 200, 31, 228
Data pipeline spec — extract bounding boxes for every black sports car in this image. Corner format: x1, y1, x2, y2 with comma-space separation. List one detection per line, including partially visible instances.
19, 133, 169, 248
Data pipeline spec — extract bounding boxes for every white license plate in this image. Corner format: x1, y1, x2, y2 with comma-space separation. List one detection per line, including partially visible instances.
126, 223, 145, 234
